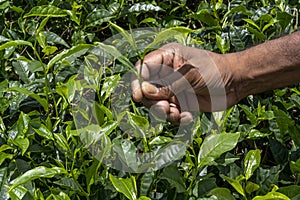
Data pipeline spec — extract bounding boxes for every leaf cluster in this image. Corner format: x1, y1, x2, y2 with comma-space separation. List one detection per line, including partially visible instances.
0, 0, 300, 200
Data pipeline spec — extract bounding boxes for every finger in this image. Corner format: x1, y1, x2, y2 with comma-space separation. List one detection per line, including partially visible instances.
167, 104, 181, 125
142, 64, 206, 100
132, 49, 172, 102
180, 112, 193, 125
142, 99, 170, 119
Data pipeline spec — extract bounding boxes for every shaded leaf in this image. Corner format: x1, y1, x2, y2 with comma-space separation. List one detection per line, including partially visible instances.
160, 165, 185, 193
6, 87, 48, 112
139, 172, 154, 196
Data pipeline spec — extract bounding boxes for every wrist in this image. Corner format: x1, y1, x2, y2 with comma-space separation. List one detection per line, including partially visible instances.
210, 52, 249, 101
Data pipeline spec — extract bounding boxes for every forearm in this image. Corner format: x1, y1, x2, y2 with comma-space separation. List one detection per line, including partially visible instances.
234, 31, 300, 97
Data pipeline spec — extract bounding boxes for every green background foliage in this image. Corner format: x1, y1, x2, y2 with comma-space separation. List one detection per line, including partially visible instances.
0, 0, 300, 199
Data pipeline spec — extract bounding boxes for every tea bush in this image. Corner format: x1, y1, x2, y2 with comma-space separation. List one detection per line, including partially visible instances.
1, 0, 300, 199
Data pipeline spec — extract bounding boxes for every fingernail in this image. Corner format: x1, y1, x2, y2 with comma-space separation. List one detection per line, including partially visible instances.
142, 82, 159, 94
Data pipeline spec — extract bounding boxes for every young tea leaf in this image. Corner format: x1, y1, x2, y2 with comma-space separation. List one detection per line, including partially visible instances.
198, 133, 240, 167
244, 149, 261, 180
109, 174, 137, 200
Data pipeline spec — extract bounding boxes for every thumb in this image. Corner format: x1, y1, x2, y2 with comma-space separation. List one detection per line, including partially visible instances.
141, 64, 201, 100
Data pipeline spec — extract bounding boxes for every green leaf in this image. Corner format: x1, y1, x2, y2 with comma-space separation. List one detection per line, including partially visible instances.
0, 152, 14, 166
109, 174, 137, 200
47, 44, 91, 73
93, 43, 134, 70
6, 87, 48, 112
229, 26, 251, 51
239, 104, 257, 125
252, 191, 290, 200
128, 112, 149, 128
85, 9, 113, 28
36, 16, 49, 35
144, 27, 193, 54
11, 138, 29, 156
207, 188, 235, 200
37, 32, 47, 48
149, 136, 172, 146
0, 40, 33, 51
160, 165, 186, 193
65, 10, 80, 25
262, 19, 279, 32
273, 107, 293, 135
54, 133, 70, 153
222, 175, 246, 197
138, 197, 151, 200
223, 5, 252, 19
243, 18, 261, 30
256, 165, 281, 194
189, 9, 218, 26
24, 5, 67, 17
245, 181, 260, 194
9, 166, 66, 192
11, 60, 30, 84
109, 22, 138, 53
277, 12, 294, 30
244, 149, 261, 180
42, 31, 70, 48
8, 185, 28, 200
290, 158, 300, 175
14, 112, 30, 140
0, 167, 8, 199
85, 160, 101, 194
277, 185, 300, 199
216, 34, 230, 54
33, 124, 54, 140
42, 45, 58, 55
28, 60, 44, 73
139, 172, 154, 196
246, 26, 267, 40
113, 139, 137, 172
101, 75, 120, 103
198, 133, 240, 167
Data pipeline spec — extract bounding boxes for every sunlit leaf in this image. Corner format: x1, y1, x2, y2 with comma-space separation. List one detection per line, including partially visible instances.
9, 166, 66, 191
24, 5, 67, 17
222, 175, 246, 197
198, 133, 240, 167
0, 40, 32, 51
47, 44, 91, 73
109, 174, 137, 200
244, 149, 261, 180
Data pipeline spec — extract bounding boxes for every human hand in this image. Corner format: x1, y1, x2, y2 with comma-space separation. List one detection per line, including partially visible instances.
131, 43, 245, 124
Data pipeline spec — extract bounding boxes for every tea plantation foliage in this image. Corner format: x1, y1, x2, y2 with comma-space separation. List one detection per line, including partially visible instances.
1, 0, 300, 199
